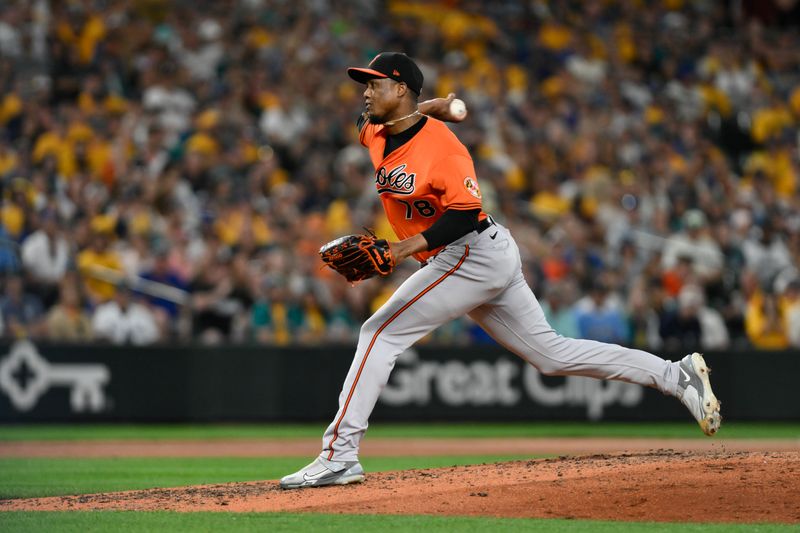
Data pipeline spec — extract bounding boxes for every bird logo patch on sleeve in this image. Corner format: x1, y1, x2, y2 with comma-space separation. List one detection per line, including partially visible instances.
464, 177, 482, 199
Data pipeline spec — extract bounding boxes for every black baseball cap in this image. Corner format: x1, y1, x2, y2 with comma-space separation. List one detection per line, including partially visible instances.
347, 52, 423, 95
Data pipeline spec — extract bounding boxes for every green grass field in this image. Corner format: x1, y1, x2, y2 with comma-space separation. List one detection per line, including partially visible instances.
0, 422, 797, 532
0, 512, 792, 533
2, 420, 798, 441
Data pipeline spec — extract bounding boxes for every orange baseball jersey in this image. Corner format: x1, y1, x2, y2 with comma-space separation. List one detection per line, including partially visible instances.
359, 117, 487, 262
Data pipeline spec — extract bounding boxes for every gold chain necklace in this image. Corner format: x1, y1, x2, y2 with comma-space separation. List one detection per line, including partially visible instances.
384, 110, 421, 126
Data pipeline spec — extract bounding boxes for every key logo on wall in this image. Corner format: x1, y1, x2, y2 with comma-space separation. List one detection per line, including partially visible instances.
0, 340, 110, 412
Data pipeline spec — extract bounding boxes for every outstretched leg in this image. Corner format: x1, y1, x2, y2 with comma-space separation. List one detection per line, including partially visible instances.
469, 271, 680, 393
469, 269, 721, 435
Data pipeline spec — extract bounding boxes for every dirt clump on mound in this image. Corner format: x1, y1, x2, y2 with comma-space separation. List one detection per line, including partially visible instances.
2, 450, 798, 523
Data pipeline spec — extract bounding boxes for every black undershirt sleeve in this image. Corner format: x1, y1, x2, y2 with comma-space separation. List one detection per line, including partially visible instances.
421, 208, 480, 251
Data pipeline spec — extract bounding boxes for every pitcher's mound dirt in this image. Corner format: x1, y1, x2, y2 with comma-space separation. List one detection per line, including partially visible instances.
2, 450, 798, 523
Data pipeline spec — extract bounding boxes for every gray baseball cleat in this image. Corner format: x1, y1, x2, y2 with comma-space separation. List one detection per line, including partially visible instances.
279, 457, 365, 489
676, 352, 722, 436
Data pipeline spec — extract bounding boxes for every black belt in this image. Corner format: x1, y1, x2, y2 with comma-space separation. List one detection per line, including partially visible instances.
420, 215, 495, 269
477, 216, 495, 233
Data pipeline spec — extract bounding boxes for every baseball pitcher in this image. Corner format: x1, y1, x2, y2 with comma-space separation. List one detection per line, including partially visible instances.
280, 52, 721, 489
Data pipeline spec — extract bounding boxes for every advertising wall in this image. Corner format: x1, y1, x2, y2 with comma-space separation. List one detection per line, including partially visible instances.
0, 340, 796, 422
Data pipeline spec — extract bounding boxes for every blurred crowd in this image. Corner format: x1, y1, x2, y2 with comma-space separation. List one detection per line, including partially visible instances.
0, 0, 799, 350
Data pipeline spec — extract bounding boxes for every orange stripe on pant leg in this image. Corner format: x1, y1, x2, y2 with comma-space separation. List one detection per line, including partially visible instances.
326, 246, 470, 460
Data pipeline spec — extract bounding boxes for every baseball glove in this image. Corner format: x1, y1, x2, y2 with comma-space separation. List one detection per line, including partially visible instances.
319, 232, 395, 283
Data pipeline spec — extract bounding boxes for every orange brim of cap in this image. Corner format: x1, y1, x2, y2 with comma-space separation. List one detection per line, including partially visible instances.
347, 67, 388, 84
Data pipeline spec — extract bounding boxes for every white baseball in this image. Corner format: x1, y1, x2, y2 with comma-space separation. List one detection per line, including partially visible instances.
449, 98, 467, 119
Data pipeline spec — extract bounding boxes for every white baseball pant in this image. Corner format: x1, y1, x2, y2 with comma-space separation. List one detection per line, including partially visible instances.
321, 222, 681, 462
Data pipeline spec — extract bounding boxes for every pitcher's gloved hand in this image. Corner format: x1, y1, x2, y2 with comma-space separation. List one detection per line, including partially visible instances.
319, 233, 395, 283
